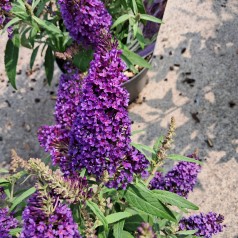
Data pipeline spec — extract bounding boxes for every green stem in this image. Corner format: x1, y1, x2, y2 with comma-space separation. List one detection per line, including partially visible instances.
145, 161, 163, 187
10, 182, 15, 201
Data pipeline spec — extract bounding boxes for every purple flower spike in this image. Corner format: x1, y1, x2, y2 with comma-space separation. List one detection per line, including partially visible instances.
150, 154, 201, 198
179, 212, 225, 238
68, 35, 149, 188
58, 0, 112, 45
20, 192, 82, 238
0, 208, 18, 238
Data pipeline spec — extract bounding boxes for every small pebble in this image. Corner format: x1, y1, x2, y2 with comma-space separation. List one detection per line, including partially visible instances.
35, 98, 40, 103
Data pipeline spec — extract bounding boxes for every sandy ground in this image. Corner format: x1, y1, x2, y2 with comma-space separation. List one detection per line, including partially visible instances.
0, 0, 237, 237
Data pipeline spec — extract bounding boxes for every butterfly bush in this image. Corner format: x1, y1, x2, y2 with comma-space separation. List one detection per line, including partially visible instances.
20, 192, 82, 238
0, 208, 18, 238
179, 212, 225, 238
58, 0, 112, 45
0, 0, 225, 237
39, 0, 149, 188
150, 154, 201, 198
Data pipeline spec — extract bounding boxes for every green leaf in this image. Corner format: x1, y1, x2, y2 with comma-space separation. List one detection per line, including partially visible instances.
10, 187, 36, 211
167, 154, 202, 165
133, 22, 138, 37
131, 142, 155, 161
135, 0, 146, 14
113, 220, 125, 238
131, 129, 145, 136
30, 46, 39, 69
131, 0, 138, 14
12, 33, 21, 48
176, 229, 198, 235
9, 228, 22, 236
122, 48, 151, 69
124, 213, 152, 232
140, 14, 163, 24
44, 46, 54, 85
153, 136, 164, 151
121, 231, 134, 238
21, 27, 33, 49
72, 48, 93, 72
1, 183, 11, 199
32, 16, 62, 35
0, 178, 9, 184
152, 190, 199, 210
131, 143, 154, 154
2, 17, 21, 33
0, 168, 9, 173
121, 184, 176, 222
112, 14, 131, 29
32, 0, 41, 10
106, 212, 132, 224
4, 39, 19, 89
86, 200, 108, 233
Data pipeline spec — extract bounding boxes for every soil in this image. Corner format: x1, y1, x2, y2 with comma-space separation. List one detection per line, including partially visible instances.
0, 0, 237, 237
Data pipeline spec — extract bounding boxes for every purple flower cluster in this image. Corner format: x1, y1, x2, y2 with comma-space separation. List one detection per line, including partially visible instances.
0, 208, 18, 238
58, 0, 112, 45
0, 0, 13, 38
20, 192, 81, 238
68, 36, 149, 188
179, 212, 224, 238
55, 72, 82, 128
136, 222, 157, 238
38, 71, 82, 174
150, 154, 201, 198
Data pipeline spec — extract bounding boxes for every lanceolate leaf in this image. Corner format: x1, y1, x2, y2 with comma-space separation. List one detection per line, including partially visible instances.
86, 200, 108, 233
113, 220, 125, 238
5, 39, 19, 89
10, 187, 36, 211
9, 228, 22, 236
44, 46, 54, 85
32, 16, 62, 35
122, 48, 151, 69
121, 184, 176, 222
140, 14, 163, 24
30, 46, 39, 69
167, 154, 202, 165
112, 14, 131, 29
152, 190, 199, 210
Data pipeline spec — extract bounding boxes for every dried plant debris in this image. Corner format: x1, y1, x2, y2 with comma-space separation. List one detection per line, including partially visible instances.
183, 78, 196, 87
191, 112, 200, 123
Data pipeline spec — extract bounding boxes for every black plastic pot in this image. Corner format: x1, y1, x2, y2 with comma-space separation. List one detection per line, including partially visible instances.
123, 46, 154, 103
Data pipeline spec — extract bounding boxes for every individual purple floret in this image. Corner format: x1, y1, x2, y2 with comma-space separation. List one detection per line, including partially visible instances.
55, 72, 82, 128
150, 154, 201, 198
58, 0, 112, 46
136, 222, 157, 238
0, 208, 18, 238
68, 35, 149, 188
179, 212, 225, 238
20, 192, 82, 238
